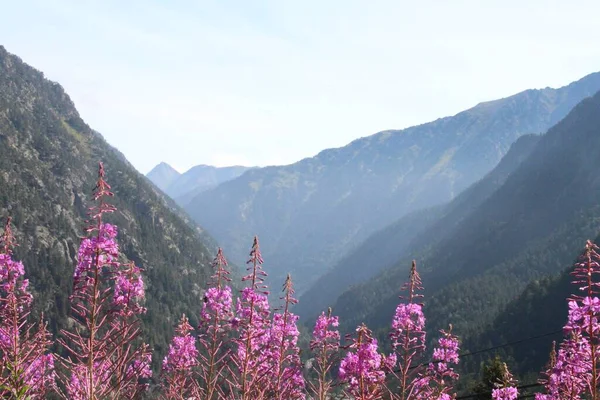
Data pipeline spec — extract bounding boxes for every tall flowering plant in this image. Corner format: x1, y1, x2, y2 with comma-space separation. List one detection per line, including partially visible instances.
536, 240, 600, 399
491, 362, 518, 400
197, 248, 234, 399
388, 261, 427, 399
370, 260, 461, 400
309, 308, 340, 400
231, 236, 272, 399
0, 217, 55, 399
411, 326, 460, 399
58, 163, 151, 400
161, 314, 201, 399
339, 324, 394, 400
265, 274, 304, 399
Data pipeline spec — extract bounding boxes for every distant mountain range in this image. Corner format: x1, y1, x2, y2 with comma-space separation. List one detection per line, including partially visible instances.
146, 162, 180, 192
296, 132, 541, 319
327, 91, 600, 367
0, 45, 220, 365
4, 40, 600, 382
147, 162, 254, 206
182, 72, 600, 294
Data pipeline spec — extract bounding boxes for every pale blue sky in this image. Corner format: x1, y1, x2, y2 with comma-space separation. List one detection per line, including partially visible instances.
2, 0, 600, 173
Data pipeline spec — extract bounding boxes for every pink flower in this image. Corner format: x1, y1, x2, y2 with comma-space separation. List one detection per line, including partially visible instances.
492, 387, 518, 400
200, 286, 234, 326
163, 316, 199, 372
311, 311, 340, 350
161, 315, 200, 398
113, 262, 146, 315
391, 302, 426, 350
60, 163, 151, 399
0, 217, 55, 398
339, 325, 388, 399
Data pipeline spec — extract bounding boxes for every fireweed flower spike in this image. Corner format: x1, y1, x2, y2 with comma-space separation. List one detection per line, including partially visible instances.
492, 387, 519, 400
412, 326, 460, 399
339, 324, 390, 400
161, 314, 201, 399
58, 162, 151, 400
198, 248, 234, 400
233, 236, 272, 400
389, 261, 427, 399
536, 240, 600, 399
309, 307, 340, 400
0, 217, 56, 399
267, 274, 304, 399
490, 362, 518, 400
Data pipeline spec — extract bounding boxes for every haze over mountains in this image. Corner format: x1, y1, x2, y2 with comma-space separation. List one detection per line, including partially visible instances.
182, 72, 600, 294
4, 39, 600, 386
0, 45, 220, 363
146, 162, 253, 206
329, 91, 600, 365
297, 132, 542, 319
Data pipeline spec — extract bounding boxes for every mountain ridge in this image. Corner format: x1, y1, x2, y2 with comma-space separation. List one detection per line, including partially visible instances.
297, 133, 542, 318
184, 71, 600, 294
329, 90, 600, 344
146, 161, 181, 192
146, 162, 254, 205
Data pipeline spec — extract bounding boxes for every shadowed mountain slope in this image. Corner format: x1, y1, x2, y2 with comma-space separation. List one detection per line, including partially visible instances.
330, 91, 600, 345
297, 133, 541, 318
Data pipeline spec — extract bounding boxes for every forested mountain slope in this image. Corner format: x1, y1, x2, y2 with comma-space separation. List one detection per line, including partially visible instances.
330, 91, 600, 343
0, 45, 220, 362
297, 133, 541, 318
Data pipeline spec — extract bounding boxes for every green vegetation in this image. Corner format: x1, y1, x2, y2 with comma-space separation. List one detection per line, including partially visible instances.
0, 45, 221, 368
327, 91, 600, 380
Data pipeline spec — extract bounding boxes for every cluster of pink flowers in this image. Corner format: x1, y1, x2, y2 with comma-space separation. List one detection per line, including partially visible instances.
339, 324, 393, 399
533, 240, 600, 400
493, 387, 519, 400
0, 217, 55, 398
6, 162, 600, 399
162, 314, 201, 398
57, 163, 152, 399
411, 328, 460, 399
309, 309, 340, 399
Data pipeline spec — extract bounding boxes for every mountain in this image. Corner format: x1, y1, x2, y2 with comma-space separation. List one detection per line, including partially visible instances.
297, 133, 541, 318
184, 72, 600, 294
463, 231, 600, 378
146, 161, 181, 192
330, 91, 600, 344
462, 264, 572, 377
0, 45, 220, 364
146, 163, 253, 205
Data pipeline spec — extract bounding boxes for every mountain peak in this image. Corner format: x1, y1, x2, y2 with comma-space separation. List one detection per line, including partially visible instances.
150, 161, 179, 173
146, 162, 180, 192
146, 163, 254, 202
